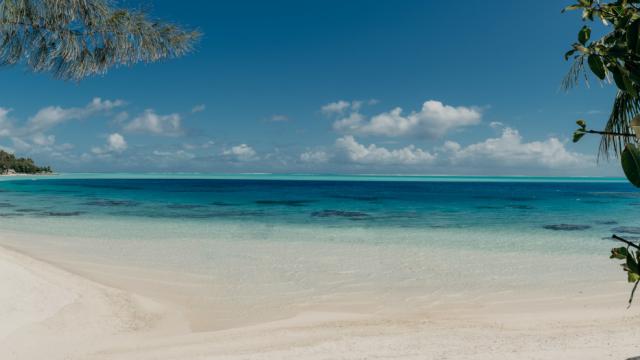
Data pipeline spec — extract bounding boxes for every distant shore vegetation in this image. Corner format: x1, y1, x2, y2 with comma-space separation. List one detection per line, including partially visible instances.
0, 150, 51, 174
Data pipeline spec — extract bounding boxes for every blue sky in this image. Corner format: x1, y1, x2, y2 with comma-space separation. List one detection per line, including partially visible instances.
0, 0, 624, 175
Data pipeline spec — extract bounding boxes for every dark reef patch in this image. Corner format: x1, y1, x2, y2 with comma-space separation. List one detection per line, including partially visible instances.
166, 204, 206, 209
311, 209, 370, 219
595, 220, 618, 225
255, 200, 315, 207
611, 226, 640, 234
543, 224, 591, 231
210, 201, 236, 206
84, 199, 139, 207
329, 195, 384, 202
15, 208, 41, 213
42, 211, 85, 217
506, 205, 535, 210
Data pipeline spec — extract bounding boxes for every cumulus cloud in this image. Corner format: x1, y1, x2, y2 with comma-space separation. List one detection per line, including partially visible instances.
92, 133, 127, 154
223, 144, 257, 161
0, 98, 123, 154
27, 97, 124, 133
335, 135, 436, 165
124, 109, 183, 136
443, 127, 592, 169
332, 100, 481, 138
191, 104, 206, 113
300, 150, 330, 163
321, 100, 352, 115
321, 99, 379, 116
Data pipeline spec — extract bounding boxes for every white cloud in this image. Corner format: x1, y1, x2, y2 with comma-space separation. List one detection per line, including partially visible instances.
92, 133, 127, 154
300, 150, 330, 163
153, 149, 195, 160
0, 108, 11, 136
107, 133, 127, 152
223, 144, 257, 161
269, 114, 289, 122
443, 127, 592, 169
124, 109, 183, 136
321, 99, 378, 116
333, 100, 481, 138
191, 104, 206, 113
31, 133, 55, 146
489, 121, 504, 129
335, 135, 436, 165
321, 100, 351, 115
27, 97, 124, 133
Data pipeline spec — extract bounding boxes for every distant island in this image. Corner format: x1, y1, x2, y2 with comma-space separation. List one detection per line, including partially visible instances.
0, 150, 52, 175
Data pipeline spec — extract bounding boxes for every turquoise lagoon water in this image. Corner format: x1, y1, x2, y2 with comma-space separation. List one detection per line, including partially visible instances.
0, 174, 634, 326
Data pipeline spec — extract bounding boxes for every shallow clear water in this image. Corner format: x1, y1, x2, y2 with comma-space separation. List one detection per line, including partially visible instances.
0, 174, 634, 327
0, 175, 634, 240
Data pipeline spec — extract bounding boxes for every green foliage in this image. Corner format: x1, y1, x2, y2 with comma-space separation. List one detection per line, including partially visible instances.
0, 0, 201, 80
563, 0, 640, 157
573, 119, 587, 142
563, 1, 640, 305
0, 149, 51, 174
621, 143, 640, 187
611, 244, 640, 304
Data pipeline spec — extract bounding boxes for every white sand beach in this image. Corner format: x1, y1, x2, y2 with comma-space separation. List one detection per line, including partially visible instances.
2, 235, 640, 360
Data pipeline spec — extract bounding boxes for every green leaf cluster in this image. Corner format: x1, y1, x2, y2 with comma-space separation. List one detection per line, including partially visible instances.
563, 0, 640, 156
573, 119, 588, 142
611, 245, 640, 304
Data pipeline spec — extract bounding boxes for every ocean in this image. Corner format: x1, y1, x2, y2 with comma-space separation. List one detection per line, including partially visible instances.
0, 174, 633, 328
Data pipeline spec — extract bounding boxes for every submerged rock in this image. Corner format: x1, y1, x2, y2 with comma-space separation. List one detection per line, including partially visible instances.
84, 199, 139, 207
255, 200, 315, 207
542, 224, 591, 231
311, 209, 370, 219
594, 220, 618, 225
166, 204, 205, 209
506, 205, 535, 210
42, 211, 85, 217
611, 226, 640, 234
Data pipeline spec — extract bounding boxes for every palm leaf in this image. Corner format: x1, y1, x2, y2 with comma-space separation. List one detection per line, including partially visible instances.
599, 91, 640, 159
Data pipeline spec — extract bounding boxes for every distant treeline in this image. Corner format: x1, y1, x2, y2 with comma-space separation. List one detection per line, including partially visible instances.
0, 150, 51, 174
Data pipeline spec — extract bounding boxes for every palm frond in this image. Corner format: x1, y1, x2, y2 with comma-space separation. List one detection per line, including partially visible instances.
562, 55, 587, 91
599, 91, 640, 159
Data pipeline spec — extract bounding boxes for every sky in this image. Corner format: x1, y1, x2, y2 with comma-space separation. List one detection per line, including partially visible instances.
0, 0, 626, 175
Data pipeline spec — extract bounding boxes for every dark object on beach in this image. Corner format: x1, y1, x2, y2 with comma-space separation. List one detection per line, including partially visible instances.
311, 210, 370, 219
542, 224, 591, 231
611, 226, 640, 235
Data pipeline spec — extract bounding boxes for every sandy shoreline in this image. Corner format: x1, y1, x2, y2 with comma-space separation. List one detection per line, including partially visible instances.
2, 241, 640, 359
